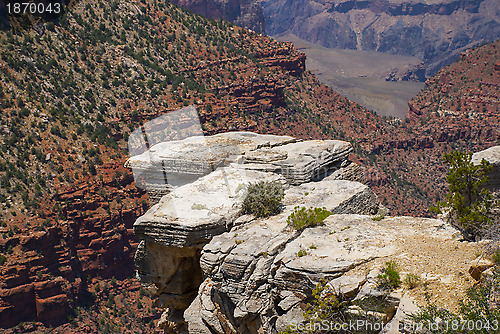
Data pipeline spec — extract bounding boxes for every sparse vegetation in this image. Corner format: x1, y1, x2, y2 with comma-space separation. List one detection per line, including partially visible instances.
297, 249, 307, 257
241, 181, 284, 218
411, 266, 500, 333
0, 0, 498, 332
372, 208, 385, 221
191, 203, 208, 210
404, 273, 421, 289
431, 151, 495, 240
493, 251, 500, 264
377, 260, 401, 290
287, 206, 332, 231
280, 279, 380, 334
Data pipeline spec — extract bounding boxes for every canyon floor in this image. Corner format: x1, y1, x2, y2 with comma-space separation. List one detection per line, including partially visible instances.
276, 34, 425, 118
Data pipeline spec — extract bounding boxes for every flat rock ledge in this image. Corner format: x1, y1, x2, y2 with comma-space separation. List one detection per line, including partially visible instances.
187, 214, 463, 334
130, 133, 377, 331
125, 132, 353, 201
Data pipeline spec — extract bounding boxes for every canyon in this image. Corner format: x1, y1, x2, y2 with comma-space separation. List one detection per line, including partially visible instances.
261, 0, 500, 78
168, 0, 500, 117
0, 0, 498, 331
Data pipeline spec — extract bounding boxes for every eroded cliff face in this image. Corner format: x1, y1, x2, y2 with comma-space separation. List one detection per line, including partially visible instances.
128, 131, 484, 333
170, 0, 266, 33
128, 131, 378, 331
0, 163, 148, 327
260, 0, 500, 78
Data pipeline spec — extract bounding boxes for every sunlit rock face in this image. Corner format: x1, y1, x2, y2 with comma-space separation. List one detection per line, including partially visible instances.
128, 132, 374, 331
128, 132, 478, 333
125, 131, 353, 201
192, 214, 462, 333
170, 0, 266, 34
260, 0, 500, 78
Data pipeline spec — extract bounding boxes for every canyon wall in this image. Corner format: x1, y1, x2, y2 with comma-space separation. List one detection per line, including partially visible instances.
260, 0, 500, 78
170, 0, 266, 33
0, 163, 148, 327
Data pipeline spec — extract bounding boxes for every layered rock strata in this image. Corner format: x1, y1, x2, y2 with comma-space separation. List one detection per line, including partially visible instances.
169, 0, 266, 34
261, 0, 500, 78
0, 163, 146, 327
130, 132, 475, 333
130, 132, 373, 330
126, 132, 352, 201
191, 214, 462, 333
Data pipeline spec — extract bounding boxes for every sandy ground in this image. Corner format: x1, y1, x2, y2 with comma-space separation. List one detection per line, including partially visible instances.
350, 231, 483, 312
275, 34, 425, 119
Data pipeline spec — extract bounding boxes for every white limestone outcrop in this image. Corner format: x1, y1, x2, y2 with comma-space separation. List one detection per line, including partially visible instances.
128, 132, 477, 334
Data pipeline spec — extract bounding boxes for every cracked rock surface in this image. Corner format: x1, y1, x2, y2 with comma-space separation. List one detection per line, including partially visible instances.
129, 132, 479, 333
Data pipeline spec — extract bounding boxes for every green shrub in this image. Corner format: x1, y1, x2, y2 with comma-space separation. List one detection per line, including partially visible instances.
241, 181, 284, 218
377, 260, 401, 290
191, 203, 207, 210
280, 279, 379, 334
404, 273, 421, 289
493, 251, 500, 264
372, 208, 385, 221
0, 254, 6, 266
287, 206, 331, 231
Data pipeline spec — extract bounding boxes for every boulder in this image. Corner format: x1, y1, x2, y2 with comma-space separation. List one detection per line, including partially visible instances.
380, 293, 420, 334
327, 274, 366, 299
283, 180, 379, 215
468, 257, 494, 281
324, 161, 366, 184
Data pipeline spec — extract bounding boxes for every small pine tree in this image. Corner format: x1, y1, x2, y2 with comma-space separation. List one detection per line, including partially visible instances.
432, 151, 493, 240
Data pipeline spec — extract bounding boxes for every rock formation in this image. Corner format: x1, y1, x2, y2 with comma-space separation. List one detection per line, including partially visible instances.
129, 132, 478, 333
190, 214, 462, 333
0, 163, 147, 327
170, 0, 266, 34
472, 145, 500, 194
125, 131, 350, 201
129, 132, 377, 329
261, 0, 500, 78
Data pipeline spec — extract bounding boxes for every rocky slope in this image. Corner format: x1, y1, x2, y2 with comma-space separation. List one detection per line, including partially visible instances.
170, 0, 266, 33
260, 0, 500, 79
